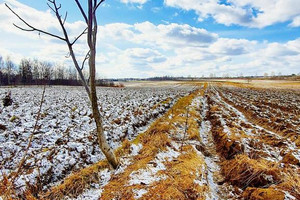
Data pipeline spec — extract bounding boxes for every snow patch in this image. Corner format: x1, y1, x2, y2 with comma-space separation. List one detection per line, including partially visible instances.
131, 144, 143, 156
67, 168, 111, 200
284, 191, 296, 200
129, 147, 180, 186
132, 188, 148, 199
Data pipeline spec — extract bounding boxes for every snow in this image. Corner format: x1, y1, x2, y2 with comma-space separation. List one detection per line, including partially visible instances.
115, 144, 143, 175
284, 191, 296, 200
0, 85, 193, 194
196, 95, 221, 200
204, 157, 220, 200
130, 144, 143, 157
128, 146, 180, 186
132, 188, 148, 199
66, 169, 111, 200
129, 164, 167, 186
292, 151, 300, 161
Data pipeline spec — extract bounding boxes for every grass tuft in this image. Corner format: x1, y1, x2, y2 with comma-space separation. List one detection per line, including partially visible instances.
222, 154, 282, 188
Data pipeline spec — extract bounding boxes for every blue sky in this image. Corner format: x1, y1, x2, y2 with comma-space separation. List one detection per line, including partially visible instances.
0, 0, 300, 78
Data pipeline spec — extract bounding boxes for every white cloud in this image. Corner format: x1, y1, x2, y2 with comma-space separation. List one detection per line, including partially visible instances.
133, 22, 218, 49
289, 16, 300, 27
125, 48, 166, 63
209, 38, 257, 55
120, 0, 148, 5
164, 0, 300, 28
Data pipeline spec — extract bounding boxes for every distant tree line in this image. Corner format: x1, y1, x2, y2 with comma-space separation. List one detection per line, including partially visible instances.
0, 55, 120, 87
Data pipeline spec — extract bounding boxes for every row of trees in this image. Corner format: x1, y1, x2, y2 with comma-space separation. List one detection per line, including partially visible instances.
0, 55, 119, 86
0, 56, 80, 85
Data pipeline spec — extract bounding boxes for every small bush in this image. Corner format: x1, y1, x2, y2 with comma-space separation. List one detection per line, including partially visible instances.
3, 92, 13, 107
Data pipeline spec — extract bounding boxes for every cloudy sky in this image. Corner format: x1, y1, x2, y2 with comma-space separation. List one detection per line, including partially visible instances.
0, 0, 300, 78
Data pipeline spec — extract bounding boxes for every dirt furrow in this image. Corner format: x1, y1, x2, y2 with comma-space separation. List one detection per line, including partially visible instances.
198, 95, 224, 199
207, 84, 300, 199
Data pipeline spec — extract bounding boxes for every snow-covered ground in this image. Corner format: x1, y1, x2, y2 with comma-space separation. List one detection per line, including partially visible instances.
0, 85, 193, 194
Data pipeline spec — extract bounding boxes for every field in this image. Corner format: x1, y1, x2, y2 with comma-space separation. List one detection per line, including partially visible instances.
0, 80, 299, 200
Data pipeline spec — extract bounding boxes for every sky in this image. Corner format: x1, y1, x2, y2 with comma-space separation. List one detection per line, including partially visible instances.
0, 0, 300, 78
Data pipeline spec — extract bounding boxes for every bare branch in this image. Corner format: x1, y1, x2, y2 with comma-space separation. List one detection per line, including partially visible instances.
81, 50, 91, 70
94, 0, 105, 13
75, 0, 88, 24
6, 3, 66, 41
87, 75, 91, 85
12, 23, 33, 32
48, 0, 71, 42
65, 52, 70, 58
71, 27, 88, 46
47, 2, 56, 13
63, 12, 68, 25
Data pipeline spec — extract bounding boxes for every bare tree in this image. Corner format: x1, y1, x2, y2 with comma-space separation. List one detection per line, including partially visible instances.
0, 55, 3, 85
32, 59, 40, 83
5, 56, 15, 85
0, 55, 3, 70
6, 0, 119, 168
19, 58, 33, 85
264, 72, 269, 78
68, 66, 78, 80
39, 61, 53, 81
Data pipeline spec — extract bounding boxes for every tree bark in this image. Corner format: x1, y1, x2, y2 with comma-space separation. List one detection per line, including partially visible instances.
87, 0, 119, 169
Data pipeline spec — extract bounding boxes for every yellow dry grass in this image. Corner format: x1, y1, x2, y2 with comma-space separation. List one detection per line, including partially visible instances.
139, 145, 208, 200
42, 160, 109, 199
242, 187, 285, 200
242, 169, 300, 200
151, 97, 172, 110
100, 131, 171, 200
101, 144, 208, 200
222, 154, 282, 188
277, 169, 300, 200
100, 88, 208, 199
0, 175, 16, 200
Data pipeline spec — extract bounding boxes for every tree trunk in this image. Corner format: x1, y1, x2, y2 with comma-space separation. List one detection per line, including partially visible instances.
87, 0, 119, 169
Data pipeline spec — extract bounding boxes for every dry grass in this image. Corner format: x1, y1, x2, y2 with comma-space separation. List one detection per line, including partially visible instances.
0, 175, 16, 200
216, 89, 300, 148
141, 145, 208, 200
100, 88, 208, 199
222, 154, 282, 188
115, 139, 132, 158
206, 103, 245, 160
101, 144, 208, 200
100, 126, 172, 199
242, 187, 285, 200
277, 170, 300, 200
151, 97, 172, 110
212, 127, 244, 159
42, 160, 109, 199
242, 171, 300, 200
